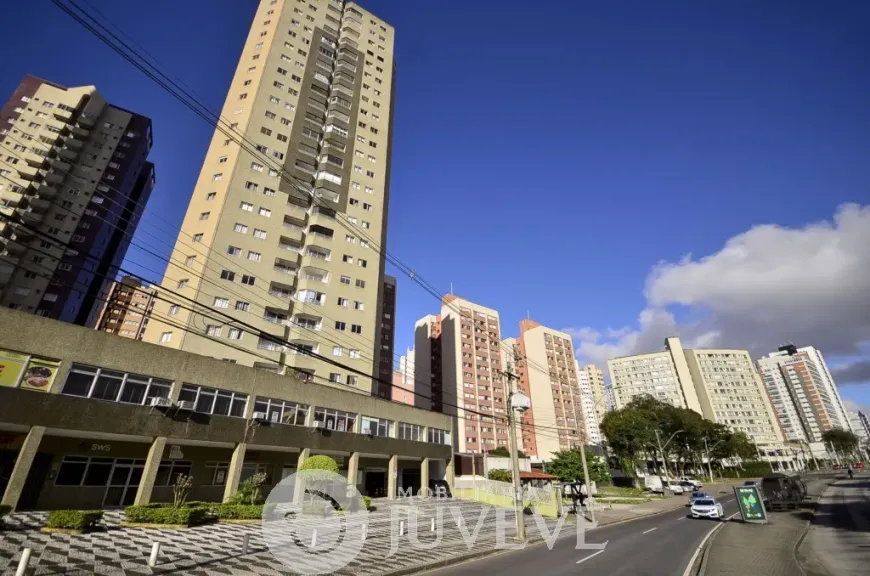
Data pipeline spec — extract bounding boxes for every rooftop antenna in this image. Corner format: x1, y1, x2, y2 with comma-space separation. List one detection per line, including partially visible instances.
450, 282, 454, 294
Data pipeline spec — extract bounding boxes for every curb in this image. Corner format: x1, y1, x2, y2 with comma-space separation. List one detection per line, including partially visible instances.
793, 479, 837, 576
691, 513, 738, 576
382, 547, 510, 576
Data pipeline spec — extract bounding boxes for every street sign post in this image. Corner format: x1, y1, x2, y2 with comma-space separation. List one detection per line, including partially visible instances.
733, 485, 768, 524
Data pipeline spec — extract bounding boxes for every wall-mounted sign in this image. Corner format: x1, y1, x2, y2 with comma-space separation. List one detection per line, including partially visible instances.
90, 444, 112, 452
0, 348, 60, 392
168, 445, 184, 460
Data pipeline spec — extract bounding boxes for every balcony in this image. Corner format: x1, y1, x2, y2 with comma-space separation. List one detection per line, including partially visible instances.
58, 146, 78, 161
17, 207, 43, 224
286, 202, 308, 221
308, 207, 336, 228
43, 169, 64, 184
278, 236, 304, 255
77, 111, 97, 127
263, 310, 290, 325
292, 313, 323, 332
64, 135, 84, 149
269, 281, 295, 301
313, 187, 340, 203
35, 183, 58, 198
15, 164, 40, 180
306, 224, 334, 242
49, 157, 71, 172
336, 60, 357, 74
273, 257, 299, 278
332, 84, 354, 99
299, 265, 329, 284
282, 222, 305, 244
70, 124, 90, 138
0, 236, 27, 256
28, 196, 50, 211
53, 107, 74, 122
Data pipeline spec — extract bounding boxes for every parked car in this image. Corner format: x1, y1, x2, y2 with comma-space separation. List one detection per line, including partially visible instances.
678, 477, 703, 489
678, 480, 700, 492
645, 475, 664, 494
662, 480, 684, 494
689, 498, 725, 520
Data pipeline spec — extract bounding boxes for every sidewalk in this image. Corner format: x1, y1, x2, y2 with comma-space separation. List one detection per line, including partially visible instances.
801, 477, 870, 576
698, 476, 833, 576
593, 481, 740, 527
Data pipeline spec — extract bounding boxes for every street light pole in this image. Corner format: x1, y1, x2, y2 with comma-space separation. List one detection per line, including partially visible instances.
502, 355, 527, 541
655, 430, 683, 483
578, 432, 596, 524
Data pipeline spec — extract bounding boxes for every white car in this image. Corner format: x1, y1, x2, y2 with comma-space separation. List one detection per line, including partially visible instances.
689, 498, 725, 520
678, 477, 703, 489
663, 480, 684, 494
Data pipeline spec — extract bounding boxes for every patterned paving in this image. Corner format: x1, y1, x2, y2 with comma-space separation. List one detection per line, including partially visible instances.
1, 499, 569, 575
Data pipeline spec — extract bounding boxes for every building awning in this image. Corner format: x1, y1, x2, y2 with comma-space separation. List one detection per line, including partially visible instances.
520, 470, 557, 480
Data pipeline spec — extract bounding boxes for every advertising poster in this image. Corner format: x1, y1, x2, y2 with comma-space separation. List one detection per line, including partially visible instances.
19, 358, 60, 392
0, 349, 60, 392
0, 349, 28, 388
734, 485, 768, 523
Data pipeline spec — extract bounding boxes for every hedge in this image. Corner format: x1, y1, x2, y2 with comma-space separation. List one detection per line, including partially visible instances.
215, 504, 263, 520
124, 505, 209, 526
139, 501, 215, 510
46, 510, 104, 530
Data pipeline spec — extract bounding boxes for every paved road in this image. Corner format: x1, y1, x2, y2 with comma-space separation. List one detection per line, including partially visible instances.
425, 493, 740, 576
805, 476, 870, 576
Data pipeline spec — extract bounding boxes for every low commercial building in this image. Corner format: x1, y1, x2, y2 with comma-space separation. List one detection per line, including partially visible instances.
0, 309, 453, 511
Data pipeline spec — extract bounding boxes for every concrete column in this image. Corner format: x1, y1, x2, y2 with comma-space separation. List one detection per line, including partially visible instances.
133, 437, 167, 506
222, 442, 247, 502
347, 452, 360, 488
387, 454, 398, 500
420, 458, 430, 496
293, 448, 311, 503
1, 426, 46, 511
446, 456, 455, 489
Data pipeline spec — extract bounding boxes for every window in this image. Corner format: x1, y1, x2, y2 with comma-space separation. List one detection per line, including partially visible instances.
353, 301, 364, 311
220, 270, 236, 281
213, 297, 229, 309
313, 407, 356, 432
205, 325, 222, 337
206, 192, 217, 200
247, 251, 262, 262
235, 301, 250, 312
241, 275, 256, 286
349, 198, 359, 207
178, 384, 248, 417
329, 373, 342, 383
342, 254, 353, 264
361, 416, 391, 437
176, 279, 189, 289
251, 162, 264, 172
349, 349, 361, 359
193, 233, 204, 242
428, 428, 451, 445
240, 201, 254, 212
399, 423, 423, 442
253, 228, 267, 239
335, 321, 346, 331
337, 297, 348, 307
227, 245, 242, 257
351, 324, 362, 334
258, 207, 271, 217
361, 221, 371, 229
254, 397, 308, 426
365, 186, 374, 194
228, 328, 243, 340
263, 187, 276, 197
340, 275, 351, 285
61, 364, 171, 405
199, 212, 210, 221
212, 173, 223, 181
355, 279, 366, 288
168, 305, 179, 315
358, 259, 368, 268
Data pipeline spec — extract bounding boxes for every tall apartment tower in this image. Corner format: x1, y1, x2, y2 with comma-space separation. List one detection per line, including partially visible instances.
580, 364, 608, 424
575, 361, 603, 445
757, 344, 851, 442
0, 75, 154, 325
373, 274, 395, 398
415, 296, 506, 453
506, 320, 588, 461
144, 0, 395, 394
609, 337, 784, 447
95, 276, 156, 340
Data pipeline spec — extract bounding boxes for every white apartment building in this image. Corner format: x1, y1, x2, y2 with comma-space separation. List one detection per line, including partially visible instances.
576, 362, 603, 445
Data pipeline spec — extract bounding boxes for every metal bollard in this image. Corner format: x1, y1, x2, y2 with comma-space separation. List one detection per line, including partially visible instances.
362, 523, 367, 540
242, 534, 251, 554
311, 529, 317, 548
148, 542, 161, 568
15, 548, 32, 576
430, 517, 435, 532
399, 520, 404, 536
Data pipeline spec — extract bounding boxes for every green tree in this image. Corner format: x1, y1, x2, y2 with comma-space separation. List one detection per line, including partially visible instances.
822, 428, 860, 458
487, 469, 512, 482
600, 405, 656, 483
725, 431, 757, 461
548, 448, 611, 483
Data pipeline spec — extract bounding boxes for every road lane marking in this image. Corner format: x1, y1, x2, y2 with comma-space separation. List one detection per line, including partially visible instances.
642, 527, 657, 534
680, 512, 739, 576
576, 548, 607, 564
676, 516, 685, 520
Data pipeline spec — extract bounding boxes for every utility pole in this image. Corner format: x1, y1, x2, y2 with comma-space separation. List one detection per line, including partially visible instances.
502, 353, 527, 541
578, 428, 596, 523
655, 430, 683, 484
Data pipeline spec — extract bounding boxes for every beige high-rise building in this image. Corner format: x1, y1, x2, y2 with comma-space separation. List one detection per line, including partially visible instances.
95, 276, 156, 340
414, 296, 507, 453
608, 337, 783, 446
580, 364, 608, 424
144, 0, 395, 394
511, 320, 589, 461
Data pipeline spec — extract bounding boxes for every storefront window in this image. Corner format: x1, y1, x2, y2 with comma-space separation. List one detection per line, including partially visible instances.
314, 407, 356, 432
361, 416, 392, 437
398, 422, 423, 441
179, 384, 248, 417
427, 428, 451, 445
254, 397, 309, 426
155, 461, 193, 486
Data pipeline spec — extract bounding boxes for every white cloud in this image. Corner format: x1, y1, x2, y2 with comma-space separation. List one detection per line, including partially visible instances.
571, 203, 870, 380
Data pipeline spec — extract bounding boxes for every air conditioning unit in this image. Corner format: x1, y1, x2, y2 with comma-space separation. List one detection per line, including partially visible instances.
252, 411, 269, 423
176, 400, 195, 411
313, 421, 325, 428
150, 396, 172, 408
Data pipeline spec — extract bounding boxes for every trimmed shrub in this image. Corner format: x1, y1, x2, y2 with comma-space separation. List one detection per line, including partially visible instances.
46, 510, 103, 531
487, 469, 512, 483
215, 504, 263, 520
362, 496, 371, 510
299, 455, 339, 474
124, 505, 208, 526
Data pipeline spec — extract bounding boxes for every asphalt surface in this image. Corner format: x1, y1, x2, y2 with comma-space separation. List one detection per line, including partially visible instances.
804, 476, 870, 576
424, 491, 740, 576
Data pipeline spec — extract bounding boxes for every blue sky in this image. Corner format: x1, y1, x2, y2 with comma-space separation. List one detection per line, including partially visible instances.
2, 1, 868, 407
